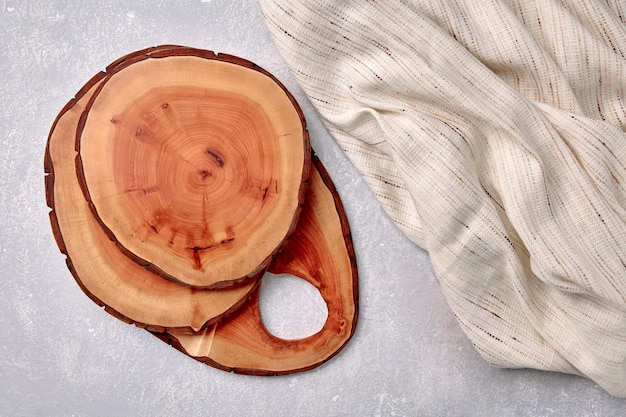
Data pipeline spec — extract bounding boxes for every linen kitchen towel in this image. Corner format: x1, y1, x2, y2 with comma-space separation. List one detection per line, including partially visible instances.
259, 0, 626, 396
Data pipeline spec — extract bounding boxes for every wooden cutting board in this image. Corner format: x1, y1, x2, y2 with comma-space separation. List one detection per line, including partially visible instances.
45, 45, 358, 374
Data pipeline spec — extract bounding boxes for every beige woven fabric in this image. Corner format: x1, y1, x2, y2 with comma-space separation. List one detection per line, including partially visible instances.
259, 0, 626, 396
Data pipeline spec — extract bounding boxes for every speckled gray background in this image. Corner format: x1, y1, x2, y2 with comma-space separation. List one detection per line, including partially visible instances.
1, 1, 625, 416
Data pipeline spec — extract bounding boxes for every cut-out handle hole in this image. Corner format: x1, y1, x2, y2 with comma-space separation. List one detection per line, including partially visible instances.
259, 272, 328, 340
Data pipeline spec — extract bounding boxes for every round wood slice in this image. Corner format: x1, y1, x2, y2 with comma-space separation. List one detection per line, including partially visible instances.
45, 67, 259, 332
155, 155, 359, 375
76, 46, 310, 288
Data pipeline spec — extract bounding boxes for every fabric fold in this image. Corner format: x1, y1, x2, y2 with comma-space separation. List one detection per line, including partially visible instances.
259, 0, 626, 396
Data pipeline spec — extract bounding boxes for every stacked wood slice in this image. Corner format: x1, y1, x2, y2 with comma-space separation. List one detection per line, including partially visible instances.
44, 45, 358, 375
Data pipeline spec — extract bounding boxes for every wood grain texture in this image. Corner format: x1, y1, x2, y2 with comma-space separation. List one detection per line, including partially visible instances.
76, 45, 311, 288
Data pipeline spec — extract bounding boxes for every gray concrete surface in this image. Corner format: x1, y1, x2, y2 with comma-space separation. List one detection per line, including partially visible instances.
1, 1, 625, 415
